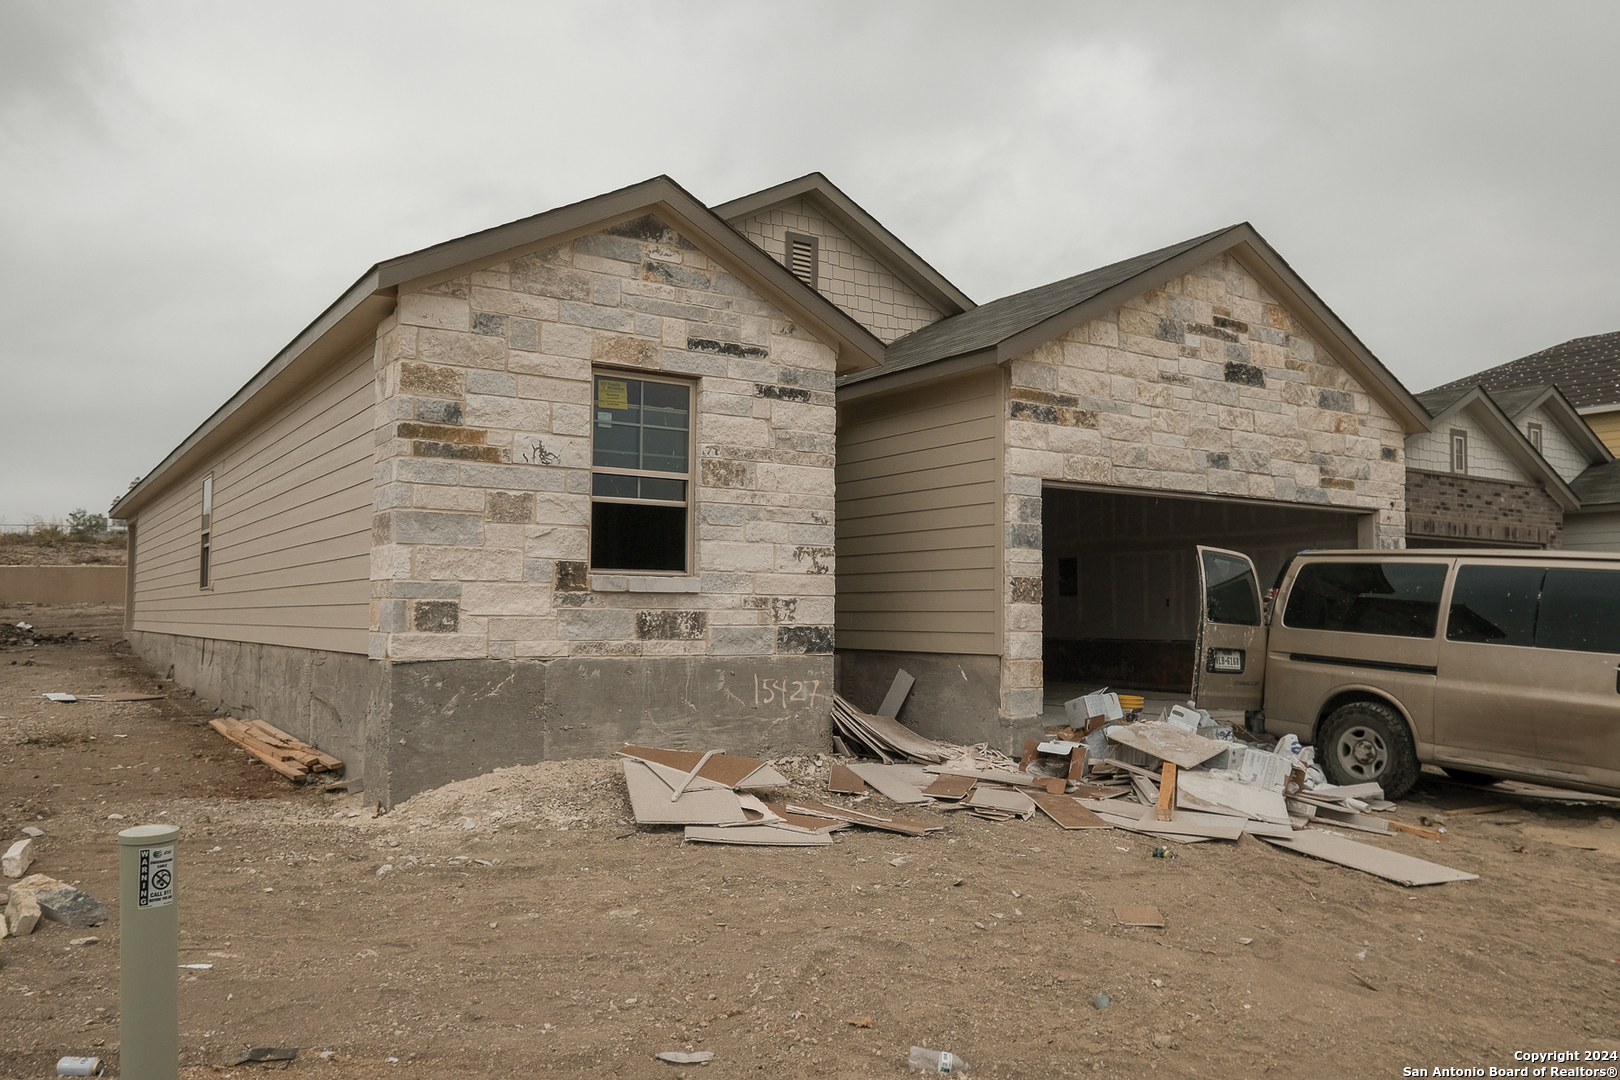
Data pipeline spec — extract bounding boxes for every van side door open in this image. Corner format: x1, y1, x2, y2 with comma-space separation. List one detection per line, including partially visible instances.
1194, 546, 1267, 711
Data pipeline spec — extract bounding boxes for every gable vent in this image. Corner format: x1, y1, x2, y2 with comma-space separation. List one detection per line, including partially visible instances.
785, 231, 818, 289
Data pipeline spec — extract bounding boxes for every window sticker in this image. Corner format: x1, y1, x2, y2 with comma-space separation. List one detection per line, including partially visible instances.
597, 380, 629, 410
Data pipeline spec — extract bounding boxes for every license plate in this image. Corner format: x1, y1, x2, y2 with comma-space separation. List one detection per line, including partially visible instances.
1210, 649, 1244, 673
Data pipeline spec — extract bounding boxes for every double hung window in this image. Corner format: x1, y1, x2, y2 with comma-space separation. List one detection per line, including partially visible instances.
591, 373, 692, 573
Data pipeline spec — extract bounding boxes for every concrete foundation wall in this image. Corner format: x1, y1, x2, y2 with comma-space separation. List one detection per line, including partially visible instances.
833, 649, 1032, 751
0, 565, 126, 604
125, 629, 382, 781
373, 653, 833, 806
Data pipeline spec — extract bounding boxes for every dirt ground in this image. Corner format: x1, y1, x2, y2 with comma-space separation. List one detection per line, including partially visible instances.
3, 602, 1619, 1080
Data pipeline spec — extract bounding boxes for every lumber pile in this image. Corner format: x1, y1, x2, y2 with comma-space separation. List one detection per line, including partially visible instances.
209, 717, 343, 782
831, 694, 949, 763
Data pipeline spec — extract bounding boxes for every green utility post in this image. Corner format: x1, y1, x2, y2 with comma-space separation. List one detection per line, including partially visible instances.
119, 824, 180, 1080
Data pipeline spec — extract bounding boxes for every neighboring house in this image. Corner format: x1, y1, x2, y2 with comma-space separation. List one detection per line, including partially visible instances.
1427, 331, 1620, 453
113, 172, 1434, 795
111, 176, 897, 805
830, 225, 1430, 740
1420, 332, 1620, 552
1405, 383, 1610, 549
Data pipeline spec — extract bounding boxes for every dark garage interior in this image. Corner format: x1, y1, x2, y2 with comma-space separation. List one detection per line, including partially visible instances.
1042, 486, 1365, 693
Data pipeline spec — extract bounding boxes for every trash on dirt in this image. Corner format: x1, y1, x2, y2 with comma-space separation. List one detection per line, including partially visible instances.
1257, 831, 1478, 886
76, 693, 166, 702
684, 826, 831, 846
908, 1046, 967, 1073
42, 693, 77, 703
208, 717, 343, 783
55, 1056, 103, 1076
232, 1047, 298, 1064
847, 1015, 874, 1028
8, 874, 107, 930
655, 1051, 715, 1065
1090, 993, 1111, 1010
832, 694, 948, 764
1115, 904, 1166, 927
21, 827, 44, 838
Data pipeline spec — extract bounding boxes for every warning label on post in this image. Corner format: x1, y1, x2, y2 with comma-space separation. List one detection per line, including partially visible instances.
138, 845, 175, 908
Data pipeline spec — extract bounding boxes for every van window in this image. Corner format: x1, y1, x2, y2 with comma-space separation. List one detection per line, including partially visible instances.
1283, 561, 1447, 638
1537, 568, 1620, 654
1446, 565, 1543, 646
1201, 549, 1261, 625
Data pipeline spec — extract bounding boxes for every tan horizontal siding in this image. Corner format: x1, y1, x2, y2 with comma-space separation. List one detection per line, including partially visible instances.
130, 346, 375, 654
836, 370, 1001, 655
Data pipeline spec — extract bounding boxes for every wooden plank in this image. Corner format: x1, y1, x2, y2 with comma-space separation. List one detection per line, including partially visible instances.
684, 825, 832, 847
875, 669, 914, 719
1105, 722, 1229, 769
1259, 830, 1478, 886
827, 764, 867, 795
1131, 773, 1159, 806
1386, 820, 1447, 841
1156, 762, 1177, 822
1029, 792, 1110, 830
1442, 803, 1516, 817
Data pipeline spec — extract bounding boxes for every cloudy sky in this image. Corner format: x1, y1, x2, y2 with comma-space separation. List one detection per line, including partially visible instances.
2, 0, 1616, 524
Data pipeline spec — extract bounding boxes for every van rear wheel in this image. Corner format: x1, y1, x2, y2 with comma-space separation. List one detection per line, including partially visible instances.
1319, 702, 1419, 799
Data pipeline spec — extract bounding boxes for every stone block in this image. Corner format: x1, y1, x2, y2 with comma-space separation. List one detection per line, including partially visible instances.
776, 625, 833, 654
709, 626, 774, 656
560, 301, 634, 333
418, 328, 508, 371
541, 322, 593, 360
3, 838, 35, 878
411, 545, 523, 582
412, 600, 459, 632
6, 891, 40, 936
398, 293, 470, 332
385, 633, 491, 661
457, 463, 567, 493
525, 525, 589, 560
560, 609, 634, 640
399, 362, 465, 399
378, 510, 484, 547
462, 582, 552, 617
635, 610, 707, 640
12, 874, 107, 927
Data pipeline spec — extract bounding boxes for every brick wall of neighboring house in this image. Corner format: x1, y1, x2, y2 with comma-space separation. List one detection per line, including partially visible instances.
369, 213, 840, 665
997, 252, 1409, 718
1404, 468, 1563, 548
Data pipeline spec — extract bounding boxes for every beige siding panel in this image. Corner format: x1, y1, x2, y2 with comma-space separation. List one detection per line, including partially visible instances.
837, 371, 1001, 655
131, 346, 375, 654
1585, 410, 1620, 456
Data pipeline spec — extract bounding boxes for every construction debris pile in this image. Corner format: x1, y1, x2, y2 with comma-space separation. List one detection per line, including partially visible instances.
208, 717, 343, 783
620, 671, 1480, 887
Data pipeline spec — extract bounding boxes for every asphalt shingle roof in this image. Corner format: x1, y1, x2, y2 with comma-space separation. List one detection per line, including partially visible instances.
1424, 331, 1620, 410
1572, 458, 1620, 506
843, 227, 1235, 385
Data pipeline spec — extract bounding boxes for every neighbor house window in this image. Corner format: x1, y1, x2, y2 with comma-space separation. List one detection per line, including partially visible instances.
785, 231, 818, 289
1449, 429, 1468, 474
591, 373, 692, 573
1526, 422, 1543, 453
199, 474, 213, 589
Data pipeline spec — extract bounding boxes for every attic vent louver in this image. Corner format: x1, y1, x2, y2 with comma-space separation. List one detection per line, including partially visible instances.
785, 231, 818, 289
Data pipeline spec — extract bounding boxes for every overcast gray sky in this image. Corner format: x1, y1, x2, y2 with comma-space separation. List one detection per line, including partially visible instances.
3, 0, 1617, 524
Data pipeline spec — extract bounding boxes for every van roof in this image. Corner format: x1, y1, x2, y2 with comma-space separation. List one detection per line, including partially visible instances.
1295, 548, 1620, 561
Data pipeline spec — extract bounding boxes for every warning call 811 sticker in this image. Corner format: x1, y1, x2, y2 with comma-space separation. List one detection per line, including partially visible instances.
138, 845, 175, 908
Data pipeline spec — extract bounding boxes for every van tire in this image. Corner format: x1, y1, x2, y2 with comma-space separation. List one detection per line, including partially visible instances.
1319, 702, 1420, 799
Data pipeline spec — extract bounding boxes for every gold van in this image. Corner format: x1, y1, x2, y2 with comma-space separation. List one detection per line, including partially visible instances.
1193, 546, 1620, 799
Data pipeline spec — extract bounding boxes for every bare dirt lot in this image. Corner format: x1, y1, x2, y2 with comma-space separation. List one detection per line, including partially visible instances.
3, 602, 1619, 1080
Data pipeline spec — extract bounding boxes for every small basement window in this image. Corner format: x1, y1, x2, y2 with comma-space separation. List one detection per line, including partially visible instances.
591, 372, 693, 573
199, 474, 213, 589
785, 231, 818, 289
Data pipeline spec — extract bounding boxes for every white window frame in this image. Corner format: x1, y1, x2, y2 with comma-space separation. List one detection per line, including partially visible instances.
1449, 429, 1468, 475
1526, 422, 1543, 454
199, 473, 214, 590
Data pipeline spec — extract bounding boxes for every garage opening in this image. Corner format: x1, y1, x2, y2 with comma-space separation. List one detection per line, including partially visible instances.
1042, 486, 1364, 696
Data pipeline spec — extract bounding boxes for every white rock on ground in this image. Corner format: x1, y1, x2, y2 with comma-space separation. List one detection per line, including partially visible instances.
6, 892, 41, 936
3, 838, 36, 878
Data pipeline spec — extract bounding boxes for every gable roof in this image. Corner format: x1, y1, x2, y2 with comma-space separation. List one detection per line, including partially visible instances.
1410, 384, 1591, 511
1571, 458, 1620, 507
1414, 382, 1612, 470
114, 174, 885, 520
839, 222, 1431, 435
715, 172, 975, 318
1423, 331, 1620, 411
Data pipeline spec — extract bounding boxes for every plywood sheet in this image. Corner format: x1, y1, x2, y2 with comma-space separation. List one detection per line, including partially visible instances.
924, 765, 1041, 788
1177, 772, 1291, 825
875, 669, 915, 718
846, 763, 932, 804
1029, 792, 1109, 830
963, 786, 1035, 817
622, 760, 747, 825
921, 774, 976, 800
684, 825, 832, 847
1105, 722, 1229, 769
1115, 905, 1166, 927
828, 764, 867, 794
1132, 805, 1245, 839
1259, 830, 1479, 886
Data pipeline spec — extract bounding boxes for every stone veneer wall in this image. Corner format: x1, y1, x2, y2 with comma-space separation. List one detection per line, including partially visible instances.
1405, 468, 1562, 548
996, 253, 1408, 719
732, 200, 944, 345
368, 213, 838, 664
